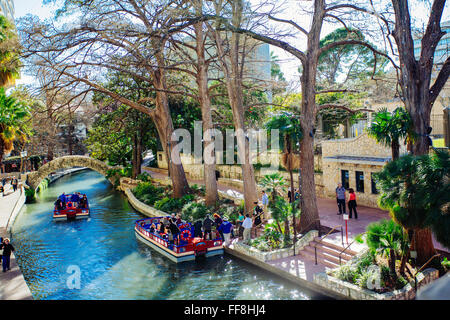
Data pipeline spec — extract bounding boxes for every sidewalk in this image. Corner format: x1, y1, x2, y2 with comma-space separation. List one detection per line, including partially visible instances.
0, 183, 33, 300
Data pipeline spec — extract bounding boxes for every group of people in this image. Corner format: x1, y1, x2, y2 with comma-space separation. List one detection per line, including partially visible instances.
54, 192, 88, 210
147, 214, 183, 247
0, 176, 19, 197
0, 237, 15, 273
335, 183, 358, 219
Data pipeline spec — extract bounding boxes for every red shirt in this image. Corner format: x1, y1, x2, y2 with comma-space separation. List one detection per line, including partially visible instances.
349, 193, 356, 201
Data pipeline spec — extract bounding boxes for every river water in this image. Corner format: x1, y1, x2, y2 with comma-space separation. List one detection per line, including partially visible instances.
11, 169, 329, 300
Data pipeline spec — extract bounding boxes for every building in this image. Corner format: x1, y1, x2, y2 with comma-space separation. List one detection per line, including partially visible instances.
0, 0, 14, 21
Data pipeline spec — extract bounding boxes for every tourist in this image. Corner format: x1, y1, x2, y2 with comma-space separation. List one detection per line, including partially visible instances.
170, 213, 177, 223
150, 223, 156, 234
169, 220, 181, 245
59, 192, 67, 207
348, 188, 358, 219
0, 236, 2, 264
218, 217, 233, 246
1, 177, 5, 187
176, 213, 182, 225
158, 221, 165, 234
287, 187, 293, 203
71, 192, 80, 207
261, 191, 269, 220
11, 176, 18, 192
242, 214, 253, 244
294, 189, 300, 201
253, 201, 263, 229
213, 213, 223, 240
0, 183, 4, 197
1, 238, 14, 272
193, 220, 203, 238
336, 183, 346, 215
202, 214, 213, 240
54, 198, 63, 210
79, 194, 88, 209
237, 210, 245, 239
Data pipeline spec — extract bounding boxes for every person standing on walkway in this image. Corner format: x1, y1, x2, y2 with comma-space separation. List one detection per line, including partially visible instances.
0, 237, 3, 264
11, 176, 18, 192
261, 191, 269, 220
336, 183, 346, 215
1, 238, 14, 272
237, 210, 245, 239
0, 183, 4, 197
347, 188, 358, 219
242, 214, 253, 244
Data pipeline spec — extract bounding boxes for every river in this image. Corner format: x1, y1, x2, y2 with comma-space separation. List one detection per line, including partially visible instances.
11, 169, 329, 300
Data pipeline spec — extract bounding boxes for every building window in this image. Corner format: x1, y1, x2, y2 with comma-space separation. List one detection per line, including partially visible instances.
356, 171, 364, 193
341, 170, 349, 189
371, 173, 379, 194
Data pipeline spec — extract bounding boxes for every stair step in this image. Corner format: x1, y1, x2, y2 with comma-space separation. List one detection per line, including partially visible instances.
313, 237, 358, 256
298, 250, 340, 269
308, 243, 354, 261
303, 246, 342, 265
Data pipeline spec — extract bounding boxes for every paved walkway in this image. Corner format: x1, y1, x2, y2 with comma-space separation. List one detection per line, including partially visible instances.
0, 183, 33, 300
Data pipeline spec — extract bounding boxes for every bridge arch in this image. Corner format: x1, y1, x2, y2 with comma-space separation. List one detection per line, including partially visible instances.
27, 156, 122, 190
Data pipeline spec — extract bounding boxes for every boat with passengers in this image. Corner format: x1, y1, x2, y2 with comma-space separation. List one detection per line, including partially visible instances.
135, 217, 223, 263
53, 193, 90, 220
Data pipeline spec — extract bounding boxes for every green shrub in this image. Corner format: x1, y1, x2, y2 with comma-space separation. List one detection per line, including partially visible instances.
395, 275, 408, 289
136, 172, 152, 182
133, 182, 162, 199
334, 265, 358, 283
154, 197, 183, 212
181, 202, 210, 222
25, 187, 36, 203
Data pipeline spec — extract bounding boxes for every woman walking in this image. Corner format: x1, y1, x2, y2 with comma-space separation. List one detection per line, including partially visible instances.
1, 238, 15, 272
347, 188, 358, 219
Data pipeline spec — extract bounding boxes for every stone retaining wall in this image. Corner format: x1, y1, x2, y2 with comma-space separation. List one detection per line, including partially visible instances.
232, 230, 318, 262
313, 268, 439, 300
124, 188, 167, 218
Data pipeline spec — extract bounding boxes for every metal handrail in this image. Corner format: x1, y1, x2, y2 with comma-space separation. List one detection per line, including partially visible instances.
413, 253, 440, 292
314, 224, 343, 265
338, 232, 365, 265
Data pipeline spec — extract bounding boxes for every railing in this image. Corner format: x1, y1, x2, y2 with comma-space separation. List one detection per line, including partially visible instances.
314, 224, 343, 265
338, 232, 365, 265
413, 253, 441, 293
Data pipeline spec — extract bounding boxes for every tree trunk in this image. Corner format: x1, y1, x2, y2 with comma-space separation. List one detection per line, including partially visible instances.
413, 228, 436, 266
391, 140, 400, 161
194, 16, 218, 206
151, 51, 190, 198
389, 249, 397, 278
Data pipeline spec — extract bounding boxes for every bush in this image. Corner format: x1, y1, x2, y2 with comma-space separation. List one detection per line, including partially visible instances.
334, 265, 358, 283
136, 172, 152, 182
154, 197, 182, 212
133, 182, 164, 200
25, 187, 36, 204
181, 202, 210, 222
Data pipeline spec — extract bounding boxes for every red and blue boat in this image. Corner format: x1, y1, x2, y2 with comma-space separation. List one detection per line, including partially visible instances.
135, 217, 223, 263
53, 194, 90, 220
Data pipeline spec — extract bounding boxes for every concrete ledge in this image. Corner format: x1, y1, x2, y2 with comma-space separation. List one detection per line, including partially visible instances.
314, 268, 439, 300
124, 188, 167, 218
232, 230, 318, 262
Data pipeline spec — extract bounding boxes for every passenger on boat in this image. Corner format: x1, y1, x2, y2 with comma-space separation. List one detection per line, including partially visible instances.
170, 213, 177, 223
58, 193, 67, 208
214, 213, 224, 241
159, 222, 165, 234
203, 214, 213, 240
71, 193, 80, 207
167, 229, 174, 247
194, 220, 203, 238
54, 198, 63, 210
79, 194, 88, 209
175, 213, 182, 225
149, 223, 156, 234
168, 220, 181, 245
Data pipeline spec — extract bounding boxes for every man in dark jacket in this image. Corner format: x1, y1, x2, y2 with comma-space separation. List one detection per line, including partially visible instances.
203, 214, 213, 240
193, 220, 203, 238
1, 238, 15, 272
168, 220, 181, 245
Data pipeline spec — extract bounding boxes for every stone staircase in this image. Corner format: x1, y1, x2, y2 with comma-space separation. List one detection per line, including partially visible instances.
298, 236, 358, 269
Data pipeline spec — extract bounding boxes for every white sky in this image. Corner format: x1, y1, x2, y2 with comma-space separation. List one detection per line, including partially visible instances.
12, 0, 450, 88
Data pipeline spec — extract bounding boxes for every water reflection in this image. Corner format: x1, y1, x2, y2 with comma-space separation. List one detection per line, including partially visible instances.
11, 169, 329, 300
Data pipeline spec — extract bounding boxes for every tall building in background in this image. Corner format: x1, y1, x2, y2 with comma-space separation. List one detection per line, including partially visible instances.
0, 0, 14, 21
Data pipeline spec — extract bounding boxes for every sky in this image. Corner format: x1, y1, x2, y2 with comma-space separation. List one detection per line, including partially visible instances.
12, 0, 450, 88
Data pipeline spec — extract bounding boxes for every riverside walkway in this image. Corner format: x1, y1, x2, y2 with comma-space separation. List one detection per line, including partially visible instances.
0, 183, 33, 300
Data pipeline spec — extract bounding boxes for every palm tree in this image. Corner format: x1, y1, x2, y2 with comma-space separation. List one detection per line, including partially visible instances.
358, 219, 408, 278
366, 107, 412, 161
270, 195, 301, 244
0, 15, 21, 88
260, 172, 287, 203
0, 88, 30, 163
375, 150, 450, 265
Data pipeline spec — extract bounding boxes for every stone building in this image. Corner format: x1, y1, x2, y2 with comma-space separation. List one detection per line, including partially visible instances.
321, 132, 406, 208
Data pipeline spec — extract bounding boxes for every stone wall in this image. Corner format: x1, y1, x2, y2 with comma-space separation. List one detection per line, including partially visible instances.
313, 268, 439, 300
27, 156, 121, 190
232, 230, 318, 262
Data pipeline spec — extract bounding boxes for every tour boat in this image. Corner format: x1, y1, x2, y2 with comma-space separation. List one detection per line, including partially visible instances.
134, 217, 224, 263
53, 194, 90, 220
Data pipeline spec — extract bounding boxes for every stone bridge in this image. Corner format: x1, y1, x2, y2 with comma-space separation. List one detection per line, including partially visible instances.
27, 156, 122, 190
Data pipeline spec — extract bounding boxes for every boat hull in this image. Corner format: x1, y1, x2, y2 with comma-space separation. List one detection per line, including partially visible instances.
135, 226, 223, 263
